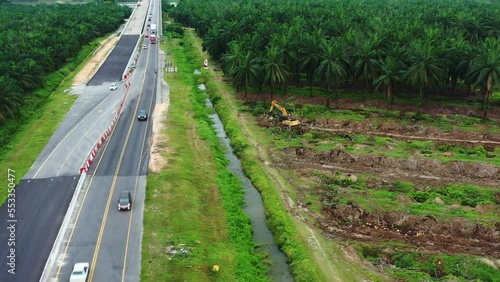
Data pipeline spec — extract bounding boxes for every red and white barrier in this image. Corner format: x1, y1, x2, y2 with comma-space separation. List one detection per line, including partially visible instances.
79, 81, 131, 174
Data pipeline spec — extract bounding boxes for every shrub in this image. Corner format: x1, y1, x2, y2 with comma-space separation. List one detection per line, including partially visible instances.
393, 181, 415, 193
392, 251, 418, 268
437, 144, 454, 152
359, 244, 382, 264
411, 191, 431, 203
406, 140, 434, 154
466, 146, 488, 157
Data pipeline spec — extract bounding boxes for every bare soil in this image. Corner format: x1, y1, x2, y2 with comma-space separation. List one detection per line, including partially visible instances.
240, 92, 500, 259
149, 102, 169, 172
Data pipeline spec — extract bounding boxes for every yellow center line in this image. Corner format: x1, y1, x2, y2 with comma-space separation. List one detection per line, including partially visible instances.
87, 42, 153, 282
55, 103, 120, 279
121, 51, 158, 282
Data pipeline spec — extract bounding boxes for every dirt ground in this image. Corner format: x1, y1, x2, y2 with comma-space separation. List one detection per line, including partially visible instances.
149, 102, 168, 172
241, 92, 500, 259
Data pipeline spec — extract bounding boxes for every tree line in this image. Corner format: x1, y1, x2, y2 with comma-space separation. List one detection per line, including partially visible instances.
167, 0, 500, 116
0, 2, 131, 122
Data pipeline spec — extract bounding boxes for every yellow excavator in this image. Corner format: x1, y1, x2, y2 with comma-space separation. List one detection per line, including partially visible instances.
269, 100, 301, 127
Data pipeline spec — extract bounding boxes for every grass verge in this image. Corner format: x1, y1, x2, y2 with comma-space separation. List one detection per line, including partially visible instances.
141, 34, 269, 281
184, 31, 326, 281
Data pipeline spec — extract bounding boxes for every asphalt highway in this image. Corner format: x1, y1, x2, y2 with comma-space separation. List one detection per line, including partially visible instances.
88, 35, 139, 86
52, 1, 159, 281
53, 41, 157, 282
0, 177, 78, 282
0, 1, 157, 281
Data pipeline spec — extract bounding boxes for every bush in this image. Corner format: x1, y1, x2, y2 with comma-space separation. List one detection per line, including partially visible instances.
436, 185, 490, 208
392, 251, 418, 268
465, 146, 488, 157
406, 140, 434, 154
359, 244, 382, 264
393, 181, 415, 193
390, 269, 433, 281
164, 23, 185, 36
411, 191, 431, 203
437, 144, 455, 152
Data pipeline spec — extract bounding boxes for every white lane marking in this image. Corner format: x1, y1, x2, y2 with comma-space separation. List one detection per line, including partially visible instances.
33, 91, 121, 178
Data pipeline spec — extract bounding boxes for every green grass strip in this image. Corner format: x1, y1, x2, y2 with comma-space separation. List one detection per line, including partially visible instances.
141, 34, 268, 281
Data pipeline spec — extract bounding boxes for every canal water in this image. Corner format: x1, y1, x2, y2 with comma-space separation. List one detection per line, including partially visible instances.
205, 96, 294, 281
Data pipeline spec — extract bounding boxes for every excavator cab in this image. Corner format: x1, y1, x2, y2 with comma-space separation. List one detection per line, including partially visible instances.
269, 100, 301, 127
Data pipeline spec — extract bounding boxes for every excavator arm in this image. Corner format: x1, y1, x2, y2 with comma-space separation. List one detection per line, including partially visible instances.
270, 100, 289, 117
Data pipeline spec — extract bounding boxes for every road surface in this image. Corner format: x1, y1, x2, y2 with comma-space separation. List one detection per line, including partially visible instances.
0, 0, 157, 281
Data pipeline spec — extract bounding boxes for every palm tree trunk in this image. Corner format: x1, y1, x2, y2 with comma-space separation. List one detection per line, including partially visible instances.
326, 83, 331, 108
451, 76, 457, 98
386, 83, 393, 103
482, 77, 493, 119
417, 86, 424, 115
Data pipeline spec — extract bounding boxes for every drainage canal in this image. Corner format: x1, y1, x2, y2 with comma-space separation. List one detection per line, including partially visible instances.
205, 96, 294, 281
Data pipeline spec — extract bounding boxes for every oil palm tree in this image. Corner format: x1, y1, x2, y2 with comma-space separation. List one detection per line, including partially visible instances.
406, 41, 446, 115
314, 39, 348, 108
373, 57, 403, 104
232, 51, 260, 100
467, 38, 500, 118
353, 35, 384, 92
273, 31, 298, 96
261, 46, 289, 100
222, 41, 244, 77
202, 24, 225, 61
299, 30, 322, 97
0, 77, 23, 122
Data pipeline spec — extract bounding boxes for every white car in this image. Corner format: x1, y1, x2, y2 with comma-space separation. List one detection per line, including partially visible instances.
69, 262, 89, 282
109, 83, 118, 90
143, 44, 147, 49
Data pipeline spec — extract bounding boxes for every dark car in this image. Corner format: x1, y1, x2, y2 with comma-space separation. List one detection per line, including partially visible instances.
137, 110, 148, 121
118, 191, 132, 211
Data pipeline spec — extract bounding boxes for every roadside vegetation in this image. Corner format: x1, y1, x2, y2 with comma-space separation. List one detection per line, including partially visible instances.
141, 32, 270, 281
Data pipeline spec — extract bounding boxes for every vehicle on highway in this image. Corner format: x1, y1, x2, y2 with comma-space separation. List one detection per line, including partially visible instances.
69, 262, 89, 282
150, 34, 157, 44
145, 34, 149, 38
137, 110, 148, 121
109, 83, 118, 91
143, 44, 147, 49
118, 191, 132, 211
